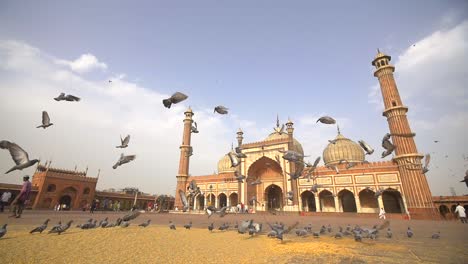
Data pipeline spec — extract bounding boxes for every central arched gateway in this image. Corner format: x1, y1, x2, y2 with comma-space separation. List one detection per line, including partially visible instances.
59, 195, 72, 210
58, 186, 78, 210
264, 184, 283, 209
247, 156, 283, 205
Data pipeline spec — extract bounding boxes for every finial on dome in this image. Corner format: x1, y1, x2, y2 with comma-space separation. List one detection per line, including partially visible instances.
337, 125, 341, 134
237, 127, 243, 134
276, 114, 280, 128
377, 48, 380, 53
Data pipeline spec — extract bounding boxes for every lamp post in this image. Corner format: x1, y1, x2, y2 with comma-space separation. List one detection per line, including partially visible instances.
209, 185, 213, 206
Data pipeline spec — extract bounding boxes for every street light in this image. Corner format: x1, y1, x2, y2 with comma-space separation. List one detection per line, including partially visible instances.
209, 185, 213, 206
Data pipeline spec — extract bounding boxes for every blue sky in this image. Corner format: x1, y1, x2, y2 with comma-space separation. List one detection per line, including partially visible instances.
0, 1, 467, 195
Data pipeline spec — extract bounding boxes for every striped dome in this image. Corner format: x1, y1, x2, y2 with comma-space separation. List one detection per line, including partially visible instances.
323, 133, 365, 165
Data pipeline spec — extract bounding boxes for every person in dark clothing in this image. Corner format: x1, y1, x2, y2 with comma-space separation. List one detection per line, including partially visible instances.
10, 176, 32, 218
90, 200, 97, 213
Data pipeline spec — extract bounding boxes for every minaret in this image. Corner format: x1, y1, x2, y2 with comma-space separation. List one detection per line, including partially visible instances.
236, 128, 244, 204
174, 107, 194, 210
285, 118, 299, 206
372, 50, 437, 219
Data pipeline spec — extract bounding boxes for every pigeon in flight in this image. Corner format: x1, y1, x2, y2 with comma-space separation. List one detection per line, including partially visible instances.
162, 92, 188, 108
316, 116, 336, 124
0, 140, 39, 174
280, 150, 308, 162
185, 146, 193, 157
461, 170, 468, 188
139, 220, 151, 228
234, 171, 246, 183
374, 188, 384, 198
30, 219, 50, 234
36, 111, 54, 129
422, 154, 430, 174
381, 135, 396, 158
116, 135, 130, 148
228, 152, 240, 167
287, 191, 293, 201
250, 178, 262, 186
214, 106, 229, 115
234, 147, 247, 159
0, 224, 7, 238
206, 206, 228, 218
54, 93, 80, 102
358, 140, 374, 155
191, 121, 199, 133
310, 184, 324, 193
112, 153, 136, 169
179, 190, 190, 212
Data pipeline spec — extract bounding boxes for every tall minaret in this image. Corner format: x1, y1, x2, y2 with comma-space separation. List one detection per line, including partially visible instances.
174, 107, 194, 210
372, 50, 437, 219
285, 118, 299, 207
236, 128, 244, 204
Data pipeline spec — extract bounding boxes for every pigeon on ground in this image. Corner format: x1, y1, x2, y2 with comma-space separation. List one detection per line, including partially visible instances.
295, 229, 308, 237
0, 224, 7, 238
169, 221, 176, 230
112, 153, 136, 169
30, 219, 50, 234
431, 231, 440, 239
54, 93, 80, 102
191, 121, 199, 133
36, 111, 53, 129
358, 140, 374, 155
219, 223, 229, 231
316, 116, 336, 124
184, 221, 192, 230
386, 228, 392, 238
214, 106, 229, 115
266, 221, 299, 241
208, 223, 214, 232
49, 221, 62, 233
162, 92, 188, 108
327, 225, 332, 233
122, 211, 141, 221
100, 217, 109, 228
0, 141, 39, 174
320, 225, 327, 234
121, 221, 130, 228
354, 232, 362, 242
335, 232, 343, 238
116, 135, 130, 148
139, 220, 151, 227
49, 220, 73, 235
407, 227, 413, 238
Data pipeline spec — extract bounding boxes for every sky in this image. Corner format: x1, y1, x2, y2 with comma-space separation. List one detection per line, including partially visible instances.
0, 0, 467, 196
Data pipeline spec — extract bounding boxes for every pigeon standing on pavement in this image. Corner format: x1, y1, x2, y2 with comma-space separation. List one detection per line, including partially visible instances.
407, 227, 414, 238
0, 224, 7, 238
184, 221, 192, 230
36, 111, 54, 129
0, 140, 40, 174
139, 220, 151, 227
431, 231, 440, 239
30, 219, 50, 234
169, 221, 176, 230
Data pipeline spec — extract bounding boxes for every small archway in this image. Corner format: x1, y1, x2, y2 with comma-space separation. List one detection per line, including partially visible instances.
301, 191, 316, 212
382, 189, 404, 213
207, 193, 216, 207
265, 184, 283, 210
47, 184, 56, 192
319, 190, 335, 212
359, 189, 379, 213
196, 195, 205, 210
338, 189, 357, 212
229, 193, 238, 206
59, 195, 72, 210
218, 193, 227, 207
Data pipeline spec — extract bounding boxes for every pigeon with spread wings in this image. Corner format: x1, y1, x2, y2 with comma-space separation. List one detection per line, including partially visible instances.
0, 140, 39, 174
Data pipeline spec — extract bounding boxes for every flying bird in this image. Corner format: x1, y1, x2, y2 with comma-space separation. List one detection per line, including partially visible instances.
214, 105, 229, 115
358, 140, 374, 155
422, 154, 430, 174
310, 184, 323, 193
460, 170, 468, 188
381, 136, 396, 158
191, 121, 199, 133
316, 116, 336, 124
206, 206, 228, 218
185, 146, 193, 157
54, 93, 80, 102
112, 153, 136, 169
234, 171, 246, 183
0, 140, 39, 174
162, 92, 188, 108
116, 135, 130, 148
228, 152, 240, 167
287, 191, 293, 201
36, 111, 53, 129
30, 219, 50, 234
179, 190, 190, 212
250, 178, 262, 186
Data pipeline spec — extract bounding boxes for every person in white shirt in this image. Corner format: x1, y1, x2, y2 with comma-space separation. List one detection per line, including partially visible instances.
1, 191, 12, 212
454, 203, 466, 223
379, 208, 386, 219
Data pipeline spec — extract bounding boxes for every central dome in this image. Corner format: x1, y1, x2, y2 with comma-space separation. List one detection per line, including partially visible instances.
265, 132, 304, 155
217, 153, 237, 173
323, 133, 364, 165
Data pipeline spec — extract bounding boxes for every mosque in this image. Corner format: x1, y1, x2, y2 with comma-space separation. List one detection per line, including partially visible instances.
174, 51, 442, 220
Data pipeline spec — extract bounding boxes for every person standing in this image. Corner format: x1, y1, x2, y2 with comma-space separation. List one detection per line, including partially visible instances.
90, 199, 97, 213
454, 203, 466, 223
1, 191, 12, 212
379, 208, 386, 219
10, 176, 32, 218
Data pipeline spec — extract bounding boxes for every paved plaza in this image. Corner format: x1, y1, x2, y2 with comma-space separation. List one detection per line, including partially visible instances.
0, 210, 467, 263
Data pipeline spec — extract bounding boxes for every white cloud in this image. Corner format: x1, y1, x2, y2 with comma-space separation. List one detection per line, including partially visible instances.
56, 53, 107, 74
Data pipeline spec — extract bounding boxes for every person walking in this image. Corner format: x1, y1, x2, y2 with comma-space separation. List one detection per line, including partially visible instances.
9, 176, 32, 218
90, 199, 97, 213
454, 203, 466, 223
0, 191, 12, 212
379, 207, 386, 220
